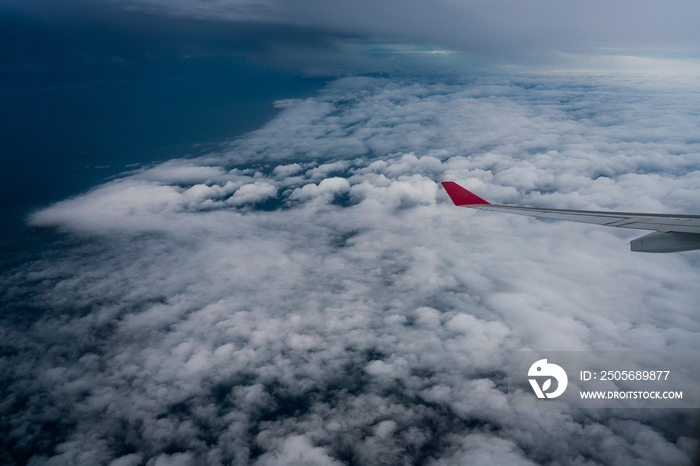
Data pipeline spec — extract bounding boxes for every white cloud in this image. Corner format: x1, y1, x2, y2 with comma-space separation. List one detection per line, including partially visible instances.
109, 454, 144, 466
134, 163, 228, 184
254, 435, 342, 466
228, 182, 278, 206
288, 177, 349, 202
272, 163, 303, 178
5, 73, 700, 465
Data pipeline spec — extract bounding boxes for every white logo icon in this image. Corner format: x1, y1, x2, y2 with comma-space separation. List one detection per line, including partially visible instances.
528, 359, 568, 399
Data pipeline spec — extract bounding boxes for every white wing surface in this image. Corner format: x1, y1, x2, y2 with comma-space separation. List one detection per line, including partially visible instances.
441, 181, 700, 253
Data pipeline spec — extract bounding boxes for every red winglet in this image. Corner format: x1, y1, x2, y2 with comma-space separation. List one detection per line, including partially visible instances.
441, 181, 490, 206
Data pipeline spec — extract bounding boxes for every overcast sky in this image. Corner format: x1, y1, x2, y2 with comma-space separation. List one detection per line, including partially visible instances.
6, 0, 700, 69
2, 2, 700, 466
112, 0, 700, 55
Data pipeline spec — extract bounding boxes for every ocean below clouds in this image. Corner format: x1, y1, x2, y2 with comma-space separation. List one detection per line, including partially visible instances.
2, 72, 700, 465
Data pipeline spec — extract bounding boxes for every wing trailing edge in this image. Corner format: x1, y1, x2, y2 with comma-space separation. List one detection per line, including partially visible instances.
440, 181, 700, 253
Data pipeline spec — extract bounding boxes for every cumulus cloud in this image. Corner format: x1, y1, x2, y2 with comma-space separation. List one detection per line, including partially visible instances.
228, 182, 278, 207
288, 177, 349, 202
3, 73, 700, 465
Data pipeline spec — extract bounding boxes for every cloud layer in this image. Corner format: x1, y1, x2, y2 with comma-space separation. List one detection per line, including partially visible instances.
101, 0, 700, 62
2, 73, 700, 465
8, 0, 699, 77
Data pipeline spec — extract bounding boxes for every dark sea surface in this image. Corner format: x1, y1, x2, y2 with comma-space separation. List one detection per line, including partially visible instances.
0, 7, 328, 256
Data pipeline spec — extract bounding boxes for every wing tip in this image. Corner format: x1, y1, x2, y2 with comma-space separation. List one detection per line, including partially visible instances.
441, 181, 490, 206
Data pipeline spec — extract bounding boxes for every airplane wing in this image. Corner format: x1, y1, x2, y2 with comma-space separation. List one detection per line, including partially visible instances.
441, 181, 700, 253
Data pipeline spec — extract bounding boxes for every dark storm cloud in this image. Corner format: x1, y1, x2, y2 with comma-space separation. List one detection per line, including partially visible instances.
0, 0, 445, 99
2, 73, 700, 465
71, 0, 700, 62
0, 0, 344, 81
288, 0, 700, 62
5, 0, 700, 67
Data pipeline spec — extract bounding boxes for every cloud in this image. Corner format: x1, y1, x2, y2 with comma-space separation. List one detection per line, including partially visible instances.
271, 99, 304, 110
4, 73, 700, 464
8, 0, 700, 76
228, 182, 278, 207
288, 177, 349, 202
255, 435, 342, 466
94, 0, 700, 64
